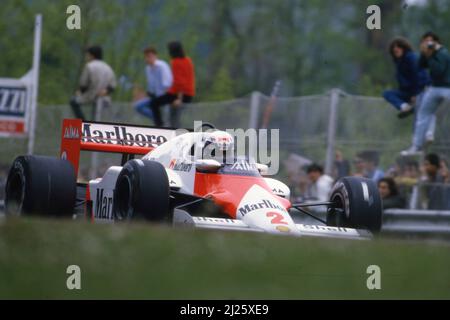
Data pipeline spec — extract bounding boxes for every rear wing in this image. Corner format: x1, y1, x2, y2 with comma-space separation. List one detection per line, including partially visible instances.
60, 119, 179, 175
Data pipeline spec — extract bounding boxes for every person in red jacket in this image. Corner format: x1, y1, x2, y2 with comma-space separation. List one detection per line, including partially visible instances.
149, 41, 195, 127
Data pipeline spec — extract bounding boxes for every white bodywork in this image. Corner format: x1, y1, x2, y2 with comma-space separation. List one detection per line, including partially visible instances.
172, 210, 371, 240
88, 128, 371, 240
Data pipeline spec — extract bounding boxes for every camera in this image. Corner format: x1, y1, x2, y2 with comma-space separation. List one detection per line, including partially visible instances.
427, 41, 436, 49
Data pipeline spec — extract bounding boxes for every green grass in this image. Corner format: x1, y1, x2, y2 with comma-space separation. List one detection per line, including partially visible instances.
0, 217, 449, 299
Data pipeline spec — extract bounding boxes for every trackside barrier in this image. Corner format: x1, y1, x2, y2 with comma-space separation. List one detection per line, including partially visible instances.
382, 209, 450, 237
290, 208, 450, 239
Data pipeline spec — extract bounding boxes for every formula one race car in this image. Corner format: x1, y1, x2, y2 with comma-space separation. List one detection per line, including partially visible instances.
4, 119, 382, 239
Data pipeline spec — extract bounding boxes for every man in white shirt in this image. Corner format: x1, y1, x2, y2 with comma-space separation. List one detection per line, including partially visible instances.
70, 46, 116, 121
305, 163, 334, 202
134, 47, 172, 122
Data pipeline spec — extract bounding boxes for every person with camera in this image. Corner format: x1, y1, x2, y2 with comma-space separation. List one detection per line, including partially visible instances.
401, 32, 450, 155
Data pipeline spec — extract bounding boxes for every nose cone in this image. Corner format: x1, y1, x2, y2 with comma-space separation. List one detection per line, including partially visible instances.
236, 184, 298, 235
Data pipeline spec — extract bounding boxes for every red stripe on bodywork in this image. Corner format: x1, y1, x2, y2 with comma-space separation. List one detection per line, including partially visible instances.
194, 172, 291, 218
81, 142, 153, 155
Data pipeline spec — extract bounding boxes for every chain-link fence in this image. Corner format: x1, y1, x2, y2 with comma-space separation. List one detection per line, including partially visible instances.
259, 90, 450, 210
1, 89, 450, 210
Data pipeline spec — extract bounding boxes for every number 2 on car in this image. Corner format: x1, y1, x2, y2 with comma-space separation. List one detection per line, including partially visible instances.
266, 212, 288, 225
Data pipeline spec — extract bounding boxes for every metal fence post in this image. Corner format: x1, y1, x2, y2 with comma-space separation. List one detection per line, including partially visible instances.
248, 91, 261, 129
409, 185, 419, 210
324, 89, 340, 175
27, 14, 42, 155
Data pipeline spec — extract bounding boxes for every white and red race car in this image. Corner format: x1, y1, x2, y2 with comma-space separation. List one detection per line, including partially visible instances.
4, 119, 382, 239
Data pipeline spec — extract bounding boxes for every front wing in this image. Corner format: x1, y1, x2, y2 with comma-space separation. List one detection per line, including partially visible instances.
173, 210, 372, 240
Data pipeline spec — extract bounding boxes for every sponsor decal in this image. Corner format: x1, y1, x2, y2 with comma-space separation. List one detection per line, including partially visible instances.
361, 181, 374, 206
0, 120, 25, 134
196, 217, 237, 224
169, 159, 192, 172
238, 199, 285, 217
299, 224, 348, 233
14, 160, 24, 173
95, 188, 113, 220
331, 181, 350, 218
231, 160, 258, 172
64, 126, 80, 139
0, 86, 27, 117
276, 225, 291, 233
82, 123, 171, 148
0, 86, 27, 136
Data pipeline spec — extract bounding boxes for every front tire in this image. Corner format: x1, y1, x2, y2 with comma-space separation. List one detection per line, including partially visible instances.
327, 177, 382, 232
113, 159, 170, 222
5, 155, 76, 217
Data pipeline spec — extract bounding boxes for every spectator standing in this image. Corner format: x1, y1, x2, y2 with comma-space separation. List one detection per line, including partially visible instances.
422, 153, 448, 210
402, 32, 450, 155
393, 159, 421, 209
333, 150, 350, 179
440, 158, 450, 210
304, 164, 334, 202
70, 46, 116, 121
150, 41, 195, 127
440, 158, 450, 184
356, 150, 384, 183
378, 177, 406, 209
383, 37, 431, 119
352, 155, 365, 178
396, 159, 420, 186
134, 47, 173, 121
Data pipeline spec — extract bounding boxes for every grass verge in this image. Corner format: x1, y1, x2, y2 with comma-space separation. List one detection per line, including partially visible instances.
0, 217, 449, 299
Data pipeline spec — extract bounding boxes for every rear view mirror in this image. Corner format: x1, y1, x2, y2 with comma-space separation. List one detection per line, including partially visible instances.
195, 159, 222, 172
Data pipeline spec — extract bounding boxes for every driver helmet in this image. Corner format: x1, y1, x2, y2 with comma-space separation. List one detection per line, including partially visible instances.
201, 131, 234, 161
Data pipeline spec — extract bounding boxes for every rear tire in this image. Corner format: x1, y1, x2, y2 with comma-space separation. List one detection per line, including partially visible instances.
113, 159, 170, 222
327, 177, 382, 232
5, 155, 77, 217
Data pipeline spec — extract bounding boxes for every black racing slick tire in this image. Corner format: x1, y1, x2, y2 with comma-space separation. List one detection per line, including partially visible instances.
5, 155, 77, 217
113, 159, 170, 222
327, 177, 383, 232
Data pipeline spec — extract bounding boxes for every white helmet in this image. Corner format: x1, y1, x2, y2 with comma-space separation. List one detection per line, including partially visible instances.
201, 131, 234, 161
